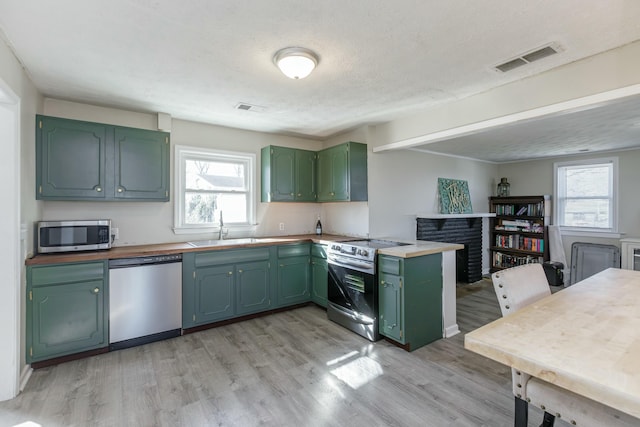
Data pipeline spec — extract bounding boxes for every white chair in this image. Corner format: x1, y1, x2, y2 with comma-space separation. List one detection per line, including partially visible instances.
491, 263, 639, 427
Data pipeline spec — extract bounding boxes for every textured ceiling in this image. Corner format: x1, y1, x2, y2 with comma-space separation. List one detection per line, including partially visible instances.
412, 93, 640, 163
1, 1, 640, 161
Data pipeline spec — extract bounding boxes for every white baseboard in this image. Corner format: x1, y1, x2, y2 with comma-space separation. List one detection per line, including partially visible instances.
19, 365, 32, 392
444, 324, 460, 338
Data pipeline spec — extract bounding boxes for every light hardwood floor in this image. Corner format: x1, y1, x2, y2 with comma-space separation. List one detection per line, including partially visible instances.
1, 280, 549, 427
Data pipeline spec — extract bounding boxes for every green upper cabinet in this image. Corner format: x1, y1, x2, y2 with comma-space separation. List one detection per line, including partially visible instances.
26, 261, 108, 363
114, 127, 169, 200
36, 115, 169, 201
316, 142, 367, 202
261, 145, 317, 202
36, 116, 108, 200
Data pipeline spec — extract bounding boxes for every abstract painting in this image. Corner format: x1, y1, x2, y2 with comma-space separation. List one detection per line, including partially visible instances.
438, 178, 473, 214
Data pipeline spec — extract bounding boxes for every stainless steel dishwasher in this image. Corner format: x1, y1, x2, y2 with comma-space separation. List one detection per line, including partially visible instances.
108, 254, 182, 350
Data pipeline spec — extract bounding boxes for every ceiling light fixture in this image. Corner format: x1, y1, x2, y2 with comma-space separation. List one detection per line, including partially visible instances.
273, 47, 318, 79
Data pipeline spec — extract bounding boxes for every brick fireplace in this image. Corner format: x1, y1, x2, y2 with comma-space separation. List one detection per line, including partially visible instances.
416, 215, 490, 283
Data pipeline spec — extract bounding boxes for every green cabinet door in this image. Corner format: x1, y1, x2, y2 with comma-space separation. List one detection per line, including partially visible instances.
36, 116, 107, 200
379, 272, 403, 342
27, 261, 108, 363
295, 149, 317, 201
311, 244, 328, 307
236, 260, 271, 315
277, 256, 310, 306
276, 244, 311, 307
194, 265, 235, 323
114, 127, 169, 200
267, 146, 296, 202
316, 142, 367, 202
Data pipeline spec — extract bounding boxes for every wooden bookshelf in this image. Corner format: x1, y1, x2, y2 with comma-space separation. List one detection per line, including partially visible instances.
489, 195, 551, 272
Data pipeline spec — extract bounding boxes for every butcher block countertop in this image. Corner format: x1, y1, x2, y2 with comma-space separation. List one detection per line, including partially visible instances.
378, 240, 464, 258
26, 234, 463, 265
465, 268, 640, 419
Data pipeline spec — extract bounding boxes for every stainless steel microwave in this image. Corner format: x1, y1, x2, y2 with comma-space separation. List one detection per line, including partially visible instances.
37, 220, 112, 253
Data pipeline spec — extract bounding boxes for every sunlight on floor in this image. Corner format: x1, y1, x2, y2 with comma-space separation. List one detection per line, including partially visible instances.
328, 351, 384, 389
12, 422, 42, 427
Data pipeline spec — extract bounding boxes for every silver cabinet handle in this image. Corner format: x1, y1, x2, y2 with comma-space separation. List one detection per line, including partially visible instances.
117, 187, 124, 193
95, 186, 102, 192
93, 287, 100, 294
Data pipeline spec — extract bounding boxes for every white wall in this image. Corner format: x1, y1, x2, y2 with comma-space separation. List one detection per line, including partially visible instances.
368, 149, 496, 241
41, 99, 325, 244
0, 35, 42, 400
497, 149, 640, 264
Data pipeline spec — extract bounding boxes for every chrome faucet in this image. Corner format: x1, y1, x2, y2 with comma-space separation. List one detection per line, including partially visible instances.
218, 211, 224, 240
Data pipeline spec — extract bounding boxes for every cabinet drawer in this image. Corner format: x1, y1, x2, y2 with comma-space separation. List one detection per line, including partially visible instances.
378, 256, 403, 275
195, 248, 270, 267
278, 244, 310, 258
30, 261, 106, 287
311, 244, 327, 259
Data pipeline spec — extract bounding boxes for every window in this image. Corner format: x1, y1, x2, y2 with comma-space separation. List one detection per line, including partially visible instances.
554, 157, 618, 233
174, 145, 255, 232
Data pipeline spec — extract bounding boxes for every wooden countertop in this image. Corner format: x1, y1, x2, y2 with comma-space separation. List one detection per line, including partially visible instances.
465, 268, 640, 419
26, 234, 463, 265
26, 234, 354, 265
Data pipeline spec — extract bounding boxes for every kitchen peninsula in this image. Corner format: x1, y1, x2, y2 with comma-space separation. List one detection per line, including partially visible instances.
26, 235, 462, 365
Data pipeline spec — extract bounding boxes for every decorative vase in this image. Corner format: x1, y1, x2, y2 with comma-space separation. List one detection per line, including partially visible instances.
497, 177, 510, 197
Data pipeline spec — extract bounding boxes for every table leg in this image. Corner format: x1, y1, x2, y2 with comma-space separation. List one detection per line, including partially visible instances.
515, 396, 528, 427
541, 411, 556, 427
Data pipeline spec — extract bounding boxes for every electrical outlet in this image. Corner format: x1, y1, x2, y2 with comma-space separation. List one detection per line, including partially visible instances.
279, 223, 285, 231
112, 227, 119, 240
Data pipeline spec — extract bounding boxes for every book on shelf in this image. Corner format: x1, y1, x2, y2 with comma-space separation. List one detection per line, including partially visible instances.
516, 206, 527, 215
493, 251, 543, 269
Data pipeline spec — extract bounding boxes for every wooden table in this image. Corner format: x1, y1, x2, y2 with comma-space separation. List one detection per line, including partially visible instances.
465, 268, 640, 419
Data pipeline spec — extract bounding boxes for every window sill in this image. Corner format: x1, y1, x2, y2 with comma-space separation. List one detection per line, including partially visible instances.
558, 228, 623, 239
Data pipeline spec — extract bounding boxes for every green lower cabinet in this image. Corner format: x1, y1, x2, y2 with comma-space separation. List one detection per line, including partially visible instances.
236, 261, 271, 315
182, 248, 272, 328
27, 261, 108, 363
378, 253, 443, 351
311, 244, 328, 308
276, 244, 311, 307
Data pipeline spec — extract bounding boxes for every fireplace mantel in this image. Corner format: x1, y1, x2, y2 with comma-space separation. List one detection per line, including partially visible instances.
416, 213, 496, 219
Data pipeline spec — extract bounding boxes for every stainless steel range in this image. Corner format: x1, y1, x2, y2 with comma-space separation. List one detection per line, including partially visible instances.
326, 239, 407, 341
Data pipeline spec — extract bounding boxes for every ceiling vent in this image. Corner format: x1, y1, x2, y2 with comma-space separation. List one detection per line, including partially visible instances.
495, 44, 560, 73
234, 102, 266, 112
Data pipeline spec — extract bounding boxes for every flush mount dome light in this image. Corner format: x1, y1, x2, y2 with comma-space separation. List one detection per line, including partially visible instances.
273, 47, 318, 79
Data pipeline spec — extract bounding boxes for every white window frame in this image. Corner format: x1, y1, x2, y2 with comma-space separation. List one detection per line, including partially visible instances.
173, 145, 256, 234
553, 156, 619, 237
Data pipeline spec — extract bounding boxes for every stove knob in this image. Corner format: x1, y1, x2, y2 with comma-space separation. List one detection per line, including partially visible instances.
360, 249, 369, 257
351, 247, 357, 254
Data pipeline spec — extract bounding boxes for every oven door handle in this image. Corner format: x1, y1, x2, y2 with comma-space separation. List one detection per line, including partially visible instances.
327, 254, 374, 272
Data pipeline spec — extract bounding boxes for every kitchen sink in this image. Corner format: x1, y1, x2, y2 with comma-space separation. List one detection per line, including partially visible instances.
187, 238, 260, 248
